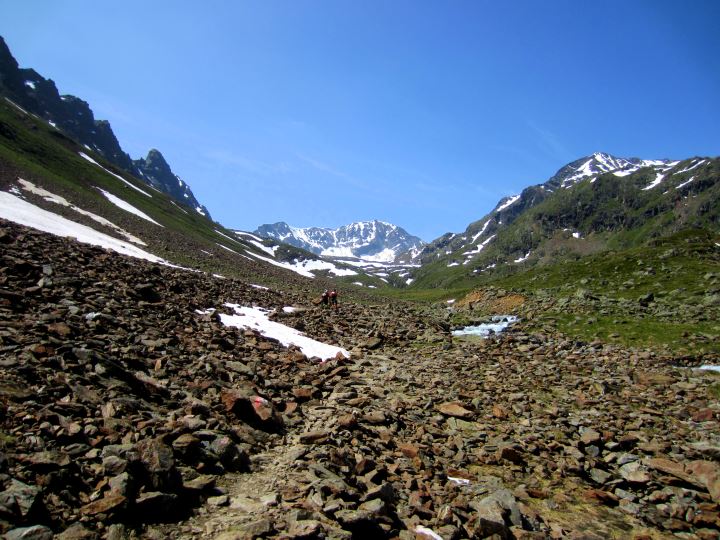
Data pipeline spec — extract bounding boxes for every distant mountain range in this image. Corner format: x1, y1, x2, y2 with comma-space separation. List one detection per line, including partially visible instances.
0, 36, 210, 218
255, 220, 425, 263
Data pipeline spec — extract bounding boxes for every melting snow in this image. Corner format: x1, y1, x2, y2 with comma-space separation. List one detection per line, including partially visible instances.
217, 304, 349, 361
96, 188, 163, 226
698, 365, 720, 372
463, 234, 496, 258
470, 220, 491, 243
216, 243, 242, 255
676, 176, 696, 190
447, 476, 470, 485
24, 80, 37, 90
16, 179, 146, 245
642, 173, 666, 191
496, 195, 520, 212
674, 160, 706, 175
247, 239, 278, 257
250, 284, 269, 290
79, 152, 153, 197
573, 231, 581, 239
0, 189, 176, 266
514, 252, 530, 263
447, 262, 460, 267
414, 526, 443, 540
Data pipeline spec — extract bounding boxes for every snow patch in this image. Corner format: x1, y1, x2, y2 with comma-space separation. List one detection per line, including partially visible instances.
96, 188, 163, 226
16, 179, 146, 245
218, 304, 349, 361
79, 152, 153, 197
676, 176, 696, 190
496, 195, 520, 212
642, 173, 666, 191
0, 189, 177, 266
414, 525, 443, 540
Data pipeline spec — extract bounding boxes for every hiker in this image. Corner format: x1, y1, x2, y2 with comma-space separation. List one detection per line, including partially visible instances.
320, 289, 329, 308
329, 288, 338, 310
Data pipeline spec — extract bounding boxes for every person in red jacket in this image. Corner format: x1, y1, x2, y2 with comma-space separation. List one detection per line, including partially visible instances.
329, 288, 338, 310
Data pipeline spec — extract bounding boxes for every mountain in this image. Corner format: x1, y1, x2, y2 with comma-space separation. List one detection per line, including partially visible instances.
0, 97, 379, 286
255, 219, 425, 263
0, 36, 209, 218
408, 151, 719, 288
134, 149, 209, 217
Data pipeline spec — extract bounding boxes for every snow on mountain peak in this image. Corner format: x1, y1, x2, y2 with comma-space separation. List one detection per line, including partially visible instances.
255, 220, 424, 263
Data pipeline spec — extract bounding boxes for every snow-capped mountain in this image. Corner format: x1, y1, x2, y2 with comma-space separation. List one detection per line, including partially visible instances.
545, 152, 678, 190
407, 152, 716, 281
255, 220, 425, 263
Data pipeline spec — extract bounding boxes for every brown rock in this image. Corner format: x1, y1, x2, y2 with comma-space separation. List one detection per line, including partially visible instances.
398, 442, 421, 458
436, 401, 474, 419
300, 431, 330, 444
492, 404, 509, 419
583, 489, 619, 506
687, 461, 720, 502
80, 494, 127, 516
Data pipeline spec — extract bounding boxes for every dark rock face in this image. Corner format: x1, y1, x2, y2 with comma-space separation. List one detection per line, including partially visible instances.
0, 36, 209, 219
133, 149, 210, 218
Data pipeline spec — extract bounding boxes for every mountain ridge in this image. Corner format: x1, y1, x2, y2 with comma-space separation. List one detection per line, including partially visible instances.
406, 151, 718, 288
0, 36, 210, 218
255, 219, 425, 263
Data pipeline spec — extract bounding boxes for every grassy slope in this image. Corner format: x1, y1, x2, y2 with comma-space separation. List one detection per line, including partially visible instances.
410, 159, 720, 290
392, 228, 720, 356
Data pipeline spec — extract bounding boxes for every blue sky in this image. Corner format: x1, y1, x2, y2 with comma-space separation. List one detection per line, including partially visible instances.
2, 0, 719, 240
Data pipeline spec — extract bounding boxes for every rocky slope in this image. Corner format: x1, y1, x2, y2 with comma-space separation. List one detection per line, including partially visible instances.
0, 36, 209, 218
255, 220, 425, 263
2, 219, 720, 539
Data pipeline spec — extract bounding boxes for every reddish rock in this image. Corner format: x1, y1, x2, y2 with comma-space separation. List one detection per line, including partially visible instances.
80, 494, 127, 516
687, 461, 720, 502
436, 401, 474, 419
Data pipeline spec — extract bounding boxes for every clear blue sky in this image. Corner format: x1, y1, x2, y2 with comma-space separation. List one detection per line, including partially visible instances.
2, 0, 719, 240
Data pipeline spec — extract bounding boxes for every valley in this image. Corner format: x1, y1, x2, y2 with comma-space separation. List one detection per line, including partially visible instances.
0, 29, 719, 540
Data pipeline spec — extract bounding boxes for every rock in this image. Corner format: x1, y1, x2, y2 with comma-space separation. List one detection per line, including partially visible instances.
55, 523, 99, 540
687, 461, 720, 502
361, 337, 384, 350
221, 389, 284, 432
134, 491, 180, 521
300, 431, 330, 444
288, 519, 322, 538
135, 437, 182, 492
0, 479, 42, 521
3, 526, 54, 540
470, 489, 523, 538
579, 428, 602, 446
619, 462, 652, 484
215, 519, 272, 539
80, 494, 127, 516
497, 446, 525, 465
436, 401, 474, 419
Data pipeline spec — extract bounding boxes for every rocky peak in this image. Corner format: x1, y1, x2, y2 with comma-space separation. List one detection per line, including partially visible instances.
134, 149, 211, 219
